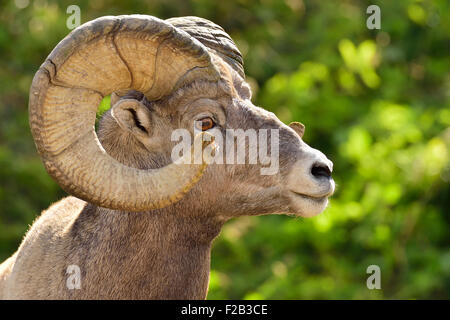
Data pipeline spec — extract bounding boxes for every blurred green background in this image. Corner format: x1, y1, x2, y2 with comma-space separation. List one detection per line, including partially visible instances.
0, 0, 449, 299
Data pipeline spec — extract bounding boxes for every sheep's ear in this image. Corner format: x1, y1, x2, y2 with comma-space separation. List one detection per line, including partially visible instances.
111, 99, 152, 139
289, 122, 305, 138
110, 92, 121, 106
111, 90, 144, 106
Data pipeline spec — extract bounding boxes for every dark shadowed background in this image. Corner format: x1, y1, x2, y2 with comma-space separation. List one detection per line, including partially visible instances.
0, 0, 448, 299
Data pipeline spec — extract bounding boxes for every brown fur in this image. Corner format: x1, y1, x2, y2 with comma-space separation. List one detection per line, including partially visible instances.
0, 59, 333, 299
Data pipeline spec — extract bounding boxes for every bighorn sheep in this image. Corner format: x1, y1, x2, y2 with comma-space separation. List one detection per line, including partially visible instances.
0, 15, 334, 299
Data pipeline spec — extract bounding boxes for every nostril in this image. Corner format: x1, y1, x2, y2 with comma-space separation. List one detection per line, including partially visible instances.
311, 163, 332, 179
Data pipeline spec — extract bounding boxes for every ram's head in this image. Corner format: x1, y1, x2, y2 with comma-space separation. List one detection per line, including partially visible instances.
29, 15, 334, 218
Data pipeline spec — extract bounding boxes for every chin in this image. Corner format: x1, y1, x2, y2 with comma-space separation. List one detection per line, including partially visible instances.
288, 193, 330, 218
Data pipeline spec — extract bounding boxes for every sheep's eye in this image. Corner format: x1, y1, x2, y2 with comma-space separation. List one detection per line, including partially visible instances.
195, 117, 215, 131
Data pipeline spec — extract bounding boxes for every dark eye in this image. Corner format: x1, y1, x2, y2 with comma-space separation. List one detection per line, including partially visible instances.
195, 117, 215, 131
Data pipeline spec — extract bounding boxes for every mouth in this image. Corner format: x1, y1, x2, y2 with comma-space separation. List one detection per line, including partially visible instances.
289, 190, 328, 203
287, 184, 334, 218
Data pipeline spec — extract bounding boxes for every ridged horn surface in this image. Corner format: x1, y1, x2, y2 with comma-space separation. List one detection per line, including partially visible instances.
29, 15, 219, 211
167, 16, 245, 78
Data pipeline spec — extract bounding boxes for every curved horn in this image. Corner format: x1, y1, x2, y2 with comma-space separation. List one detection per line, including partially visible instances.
167, 16, 245, 78
29, 15, 219, 211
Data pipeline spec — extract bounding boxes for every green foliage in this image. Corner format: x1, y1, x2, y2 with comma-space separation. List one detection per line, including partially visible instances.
0, 0, 448, 299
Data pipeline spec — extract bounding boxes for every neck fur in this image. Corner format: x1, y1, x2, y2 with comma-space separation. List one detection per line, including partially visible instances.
69, 203, 223, 299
